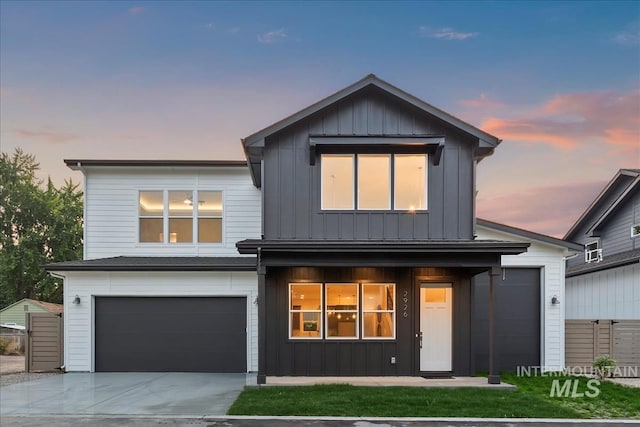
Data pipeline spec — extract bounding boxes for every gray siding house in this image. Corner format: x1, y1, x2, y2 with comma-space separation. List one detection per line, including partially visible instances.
237, 74, 563, 384
564, 169, 640, 372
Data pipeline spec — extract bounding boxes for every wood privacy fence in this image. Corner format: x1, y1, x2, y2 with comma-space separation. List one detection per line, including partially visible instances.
566, 320, 640, 376
25, 312, 63, 372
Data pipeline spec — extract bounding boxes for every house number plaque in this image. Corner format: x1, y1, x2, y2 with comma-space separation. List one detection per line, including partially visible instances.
402, 290, 409, 318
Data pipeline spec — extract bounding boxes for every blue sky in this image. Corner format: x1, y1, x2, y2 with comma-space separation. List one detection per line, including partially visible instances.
1, 1, 639, 236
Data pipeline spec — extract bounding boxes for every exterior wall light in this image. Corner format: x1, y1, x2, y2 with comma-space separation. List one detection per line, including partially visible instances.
551, 295, 560, 305
73, 295, 81, 305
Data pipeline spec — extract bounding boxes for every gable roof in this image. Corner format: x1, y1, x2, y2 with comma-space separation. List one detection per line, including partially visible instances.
477, 218, 582, 251
1, 298, 63, 313
241, 74, 501, 187
564, 169, 640, 240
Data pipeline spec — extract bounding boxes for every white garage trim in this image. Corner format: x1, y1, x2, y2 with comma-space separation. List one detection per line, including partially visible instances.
56, 270, 258, 373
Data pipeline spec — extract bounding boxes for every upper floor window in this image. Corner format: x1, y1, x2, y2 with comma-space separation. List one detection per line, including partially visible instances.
321, 153, 427, 211
585, 241, 602, 263
632, 224, 640, 238
139, 190, 223, 244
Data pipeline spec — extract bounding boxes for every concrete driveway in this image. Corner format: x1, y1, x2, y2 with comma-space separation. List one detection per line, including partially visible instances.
0, 372, 253, 416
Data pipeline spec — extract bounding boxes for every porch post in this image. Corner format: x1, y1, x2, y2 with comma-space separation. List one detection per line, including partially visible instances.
257, 251, 267, 385
488, 265, 501, 384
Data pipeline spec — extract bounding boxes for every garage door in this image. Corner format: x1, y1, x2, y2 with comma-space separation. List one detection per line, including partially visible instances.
472, 268, 541, 372
95, 297, 246, 372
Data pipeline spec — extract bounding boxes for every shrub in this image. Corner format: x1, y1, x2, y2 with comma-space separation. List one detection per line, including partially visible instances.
0, 338, 8, 355
593, 354, 616, 379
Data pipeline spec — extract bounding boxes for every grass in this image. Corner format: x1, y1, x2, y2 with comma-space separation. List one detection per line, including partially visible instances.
228, 373, 640, 418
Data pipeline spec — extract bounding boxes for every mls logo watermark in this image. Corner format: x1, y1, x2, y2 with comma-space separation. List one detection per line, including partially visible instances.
549, 378, 600, 398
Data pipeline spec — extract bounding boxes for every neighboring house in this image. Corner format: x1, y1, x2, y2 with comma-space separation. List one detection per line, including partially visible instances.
46, 75, 577, 383
45, 161, 262, 373
564, 169, 640, 373
0, 298, 63, 327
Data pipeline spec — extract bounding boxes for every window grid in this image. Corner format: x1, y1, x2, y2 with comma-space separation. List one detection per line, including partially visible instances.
138, 190, 223, 244
289, 282, 396, 341
362, 284, 396, 340
321, 153, 427, 211
289, 283, 322, 340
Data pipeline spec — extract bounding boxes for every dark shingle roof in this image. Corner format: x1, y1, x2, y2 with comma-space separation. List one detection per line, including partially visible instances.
566, 249, 640, 278
45, 256, 256, 272
64, 160, 247, 170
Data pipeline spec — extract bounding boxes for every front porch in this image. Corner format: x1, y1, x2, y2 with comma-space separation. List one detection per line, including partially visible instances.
237, 239, 530, 385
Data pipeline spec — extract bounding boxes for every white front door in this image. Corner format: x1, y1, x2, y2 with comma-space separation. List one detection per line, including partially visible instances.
420, 284, 452, 371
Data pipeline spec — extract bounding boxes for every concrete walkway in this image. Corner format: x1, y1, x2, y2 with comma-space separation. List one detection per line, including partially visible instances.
0, 372, 253, 416
265, 376, 517, 389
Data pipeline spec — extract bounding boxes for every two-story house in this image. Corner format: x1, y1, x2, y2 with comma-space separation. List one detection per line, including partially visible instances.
46, 75, 579, 383
237, 75, 578, 384
45, 161, 262, 373
564, 169, 640, 373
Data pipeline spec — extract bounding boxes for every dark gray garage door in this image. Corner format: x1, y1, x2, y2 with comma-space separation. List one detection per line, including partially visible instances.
95, 297, 246, 372
472, 268, 540, 372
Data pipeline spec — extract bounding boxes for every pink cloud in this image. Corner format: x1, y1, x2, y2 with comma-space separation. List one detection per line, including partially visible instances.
11, 128, 79, 144
481, 90, 640, 150
477, 180, 607, 238
459, 93, 504, 109
128, 6, 145, 16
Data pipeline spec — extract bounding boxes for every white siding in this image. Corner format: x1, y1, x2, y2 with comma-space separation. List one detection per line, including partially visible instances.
60, 270, 258, 372
83, 167, 261, 259
566, 263, 640, 320
476, 226, 573, 372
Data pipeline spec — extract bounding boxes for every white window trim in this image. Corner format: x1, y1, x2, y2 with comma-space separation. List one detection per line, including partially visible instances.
138, 190, 164, 244
196, 190, 225, 245
138, 189, 225, 245
357, 154, 391, 211
393, 154, 428, 211
289, 283, 323, 340
361, 283, 396, 340
325, 283, 359, 340
631, 224, 640, 238
320, 153, 428, 212
320, 154, 355, 211
585, 240, 602, 263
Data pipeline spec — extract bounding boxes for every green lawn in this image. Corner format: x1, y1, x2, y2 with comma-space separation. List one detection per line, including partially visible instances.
228, 373, 640, 418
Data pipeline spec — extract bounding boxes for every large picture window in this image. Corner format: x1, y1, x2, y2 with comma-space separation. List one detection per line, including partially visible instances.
138, 190, 223, 244
394, 154, 427, 210
321, 155, 354, 210
326, 283, 358, 339
321, 153, 427, 211
362, 284, 395, 339
289, 282, 395, 340
289, 284, 322, 339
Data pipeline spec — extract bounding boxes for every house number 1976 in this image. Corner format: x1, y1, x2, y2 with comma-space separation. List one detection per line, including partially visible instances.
402, 290, 409, 318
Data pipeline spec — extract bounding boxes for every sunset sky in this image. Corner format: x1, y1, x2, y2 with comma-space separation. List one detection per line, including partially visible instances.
1, 1, 638, 238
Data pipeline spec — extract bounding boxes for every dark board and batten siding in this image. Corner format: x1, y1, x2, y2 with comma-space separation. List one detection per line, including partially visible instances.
263, 87, 476, 241
266, 266, 473, 377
